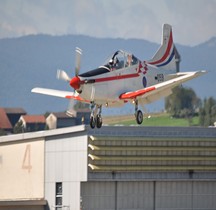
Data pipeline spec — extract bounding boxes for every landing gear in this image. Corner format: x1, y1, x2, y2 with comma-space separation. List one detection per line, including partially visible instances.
89, 102, 103, 129
136, 110, 143, 124
96, 114, 102, 128
134, 100, 143, 125
90, 116, 96, 129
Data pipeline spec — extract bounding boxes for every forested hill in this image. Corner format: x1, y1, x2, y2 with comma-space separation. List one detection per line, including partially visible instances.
0, 34, 215, 114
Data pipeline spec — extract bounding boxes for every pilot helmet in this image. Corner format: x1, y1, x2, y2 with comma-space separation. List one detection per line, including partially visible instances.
109, 59, 114, 65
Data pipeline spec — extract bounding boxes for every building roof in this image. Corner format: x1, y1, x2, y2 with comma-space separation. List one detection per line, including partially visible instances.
48, 110, 90, 119
4, 107, 26, 114
52, 112, 72, 118
0, 108, 12, 129
0, 125, 86, 143
21, 115, 46, 123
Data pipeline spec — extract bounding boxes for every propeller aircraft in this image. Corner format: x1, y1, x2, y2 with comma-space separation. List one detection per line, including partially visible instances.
32, 24, 206, 129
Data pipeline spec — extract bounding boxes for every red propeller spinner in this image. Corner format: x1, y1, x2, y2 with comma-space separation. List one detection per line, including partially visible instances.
70, 76, 81, 90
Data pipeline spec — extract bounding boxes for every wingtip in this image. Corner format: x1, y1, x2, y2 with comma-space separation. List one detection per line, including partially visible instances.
31, 87, 40, 93
31, 87, 36, 93
201, 70, 207, 74
197, 70, 207, 76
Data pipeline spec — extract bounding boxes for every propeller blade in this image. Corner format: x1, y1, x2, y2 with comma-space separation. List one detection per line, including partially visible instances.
57, 69, 71, 82
75, 47, 82, 76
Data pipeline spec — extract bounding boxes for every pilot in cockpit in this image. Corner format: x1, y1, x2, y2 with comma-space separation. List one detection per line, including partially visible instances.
126, 54, 133, 67
108, 57, 119, 70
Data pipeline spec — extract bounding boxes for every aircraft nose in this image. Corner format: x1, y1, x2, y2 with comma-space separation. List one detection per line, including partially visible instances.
70, 76, 81, 90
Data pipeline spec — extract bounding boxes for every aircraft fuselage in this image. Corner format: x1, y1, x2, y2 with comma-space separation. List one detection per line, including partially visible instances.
77, 61, 171, 107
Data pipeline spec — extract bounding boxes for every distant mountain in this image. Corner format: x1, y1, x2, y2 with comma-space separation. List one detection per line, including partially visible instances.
0, 34, 215, 115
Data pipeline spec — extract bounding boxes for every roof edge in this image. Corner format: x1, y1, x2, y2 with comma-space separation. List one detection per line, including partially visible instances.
0, 125, 86, 144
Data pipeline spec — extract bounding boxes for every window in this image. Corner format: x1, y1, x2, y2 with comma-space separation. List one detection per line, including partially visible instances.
56, 182, 63, 210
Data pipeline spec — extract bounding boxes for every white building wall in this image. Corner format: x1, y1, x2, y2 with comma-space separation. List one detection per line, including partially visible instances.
45, 132, 88, 210
0, 139, 44, 200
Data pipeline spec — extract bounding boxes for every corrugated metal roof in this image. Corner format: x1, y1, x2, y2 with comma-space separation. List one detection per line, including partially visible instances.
0, 108, 12, 129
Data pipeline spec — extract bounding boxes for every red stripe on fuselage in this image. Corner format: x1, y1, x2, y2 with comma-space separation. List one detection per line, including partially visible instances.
95, 72, 139, 83
148, 31, 173, 65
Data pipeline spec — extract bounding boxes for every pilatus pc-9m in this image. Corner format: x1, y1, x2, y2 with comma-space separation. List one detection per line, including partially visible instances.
32, 24, 206, 128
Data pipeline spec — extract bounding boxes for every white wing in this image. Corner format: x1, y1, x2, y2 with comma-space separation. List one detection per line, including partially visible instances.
31, 87, 74, 98
31, 87, 90, 103
119, 70, 206, 104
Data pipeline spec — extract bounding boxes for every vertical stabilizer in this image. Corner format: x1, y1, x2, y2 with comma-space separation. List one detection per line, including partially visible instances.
147, 24, 181, 72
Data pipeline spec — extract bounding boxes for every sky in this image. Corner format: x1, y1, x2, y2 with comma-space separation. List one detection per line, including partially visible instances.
0, 0, 216, 46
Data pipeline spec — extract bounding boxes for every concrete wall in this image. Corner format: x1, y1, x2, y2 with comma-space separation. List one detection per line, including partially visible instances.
45, 132, 88, 210
0, 139, 44, 200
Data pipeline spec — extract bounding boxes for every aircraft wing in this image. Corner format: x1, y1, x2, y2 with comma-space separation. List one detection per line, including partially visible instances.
31, 87, 89, 102
119, 71, 206, 104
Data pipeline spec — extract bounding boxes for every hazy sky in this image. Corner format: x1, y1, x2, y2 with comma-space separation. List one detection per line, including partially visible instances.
0, 0, 216, 46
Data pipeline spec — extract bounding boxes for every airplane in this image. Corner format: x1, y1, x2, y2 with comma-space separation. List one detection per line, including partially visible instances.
32, 24, 206, 129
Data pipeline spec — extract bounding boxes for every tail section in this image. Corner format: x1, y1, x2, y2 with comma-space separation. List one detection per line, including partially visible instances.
147, 24, 181, 72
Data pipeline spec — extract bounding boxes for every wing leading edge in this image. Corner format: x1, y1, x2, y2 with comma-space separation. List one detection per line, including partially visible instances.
119, 71, 206, 103
31, 87, 89, 102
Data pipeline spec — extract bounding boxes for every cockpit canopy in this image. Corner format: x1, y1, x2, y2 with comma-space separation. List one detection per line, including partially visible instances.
103, 50, 140, 70
79, 50, 140, 78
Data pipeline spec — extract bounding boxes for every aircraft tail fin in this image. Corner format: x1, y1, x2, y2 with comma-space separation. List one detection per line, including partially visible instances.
147, 24, 181, 72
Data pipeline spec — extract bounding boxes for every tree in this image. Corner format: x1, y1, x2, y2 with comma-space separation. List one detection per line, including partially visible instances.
165, 86, 201, 118
199, 97, 216, 126
13, 121, 24, 134
44, 112, 50, 118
